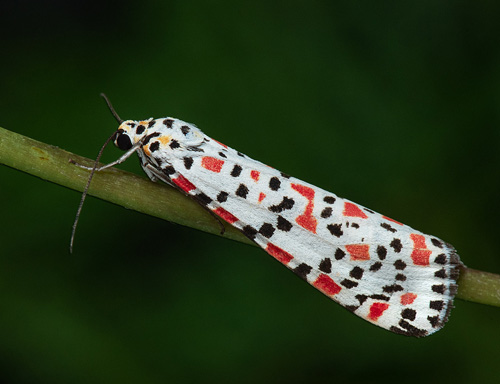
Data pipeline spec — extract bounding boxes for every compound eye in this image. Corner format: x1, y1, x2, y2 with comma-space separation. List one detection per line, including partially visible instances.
116, 132, 133, 150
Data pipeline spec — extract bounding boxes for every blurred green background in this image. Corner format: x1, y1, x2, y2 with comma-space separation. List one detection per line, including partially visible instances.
1, 1, 499, 383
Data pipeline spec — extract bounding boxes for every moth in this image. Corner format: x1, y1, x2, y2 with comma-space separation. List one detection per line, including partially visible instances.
71, 94, 462, 337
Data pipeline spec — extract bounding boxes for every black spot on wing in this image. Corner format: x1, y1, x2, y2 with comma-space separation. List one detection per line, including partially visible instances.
432, 284, 446, 294
382, 284, 404, 293
162, 165, 176, 175
136, 125, 146, 135
231, 165, 242, 177
380, 223, 396, 233
434, 269, 447, 279
169, 140, 180, 149
369, 262, 383, 272
323, 196, 336, 204
394, 260, 406, 270
434, 254, 447, 264
258, 223, 275, 238
341, 279, 358, 288
294, 263, 312, 280
390, 238, 402, 253
371, 294, 390, 301
356, 294, 367, 304
334, 248, 345, 260
377, 246, 387, 260
321, 207, 332, 218
430, 300, 444, 311
181, 125, 190, 135
183, 157, 193, 169
431, 238, 444, 248
149, 141, 160, 152
327, 224, 343, 237
349, 267, 364, 280
395, 273, 406, 281
319, 258, 332, 273
268, 197, 295, 213
143, 132, 161, 145
401, 308, 416, 321
217, 191, 229, 203
235, 184, 249, 198
269, 177, 281, 191
186, 146, 204, 152
397, 320, 428, 337
242, 225, 257, 240
195, 193, 212, 206
277, 216, 292, 231
427, 315, 440, 328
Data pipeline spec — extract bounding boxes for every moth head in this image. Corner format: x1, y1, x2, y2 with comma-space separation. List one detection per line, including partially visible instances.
113, 119, 152, 151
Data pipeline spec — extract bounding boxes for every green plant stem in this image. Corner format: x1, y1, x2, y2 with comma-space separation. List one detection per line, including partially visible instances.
0, 126, 252, 246
1, 126, 499, 307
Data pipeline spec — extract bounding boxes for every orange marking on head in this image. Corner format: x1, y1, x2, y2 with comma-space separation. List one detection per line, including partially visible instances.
143, 146, 151, 157
159, 136, 171, 145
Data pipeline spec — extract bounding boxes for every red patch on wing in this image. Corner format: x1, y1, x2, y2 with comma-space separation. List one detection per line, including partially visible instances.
368, 302, 390, 321
172, 175, 196, 192
213, 139, 227, 148
343, 202, 368, 219
213, 207, 238, 224
258, 192, 266, 202
400, 293, 417, 305
266, 243, 293, 264
201, 156, 224, 173
250, 170, 260, 181
345, 244, 370, 260
313, 274, 342, 296
291, 183, 318, 233
383, 216, 403, 225
410, 233, 431, 266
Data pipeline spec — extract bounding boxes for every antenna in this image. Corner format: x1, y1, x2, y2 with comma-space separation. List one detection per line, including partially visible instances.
70, 93, 123, 252
69, 130, 117, 253
100, 93, 123, 124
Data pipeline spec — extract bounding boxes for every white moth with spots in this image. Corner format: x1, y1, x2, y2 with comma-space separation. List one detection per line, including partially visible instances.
74, 96, 462, 337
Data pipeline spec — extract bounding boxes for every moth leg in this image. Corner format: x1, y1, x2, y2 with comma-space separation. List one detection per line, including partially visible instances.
139, 160, 158, 183
72, 141, 143, 171
207, 209, 226, 235
143, 163, 176, 187
144, 164, 226, 235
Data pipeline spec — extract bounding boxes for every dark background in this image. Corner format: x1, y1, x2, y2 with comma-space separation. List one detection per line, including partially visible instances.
1, 1, 499, 383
